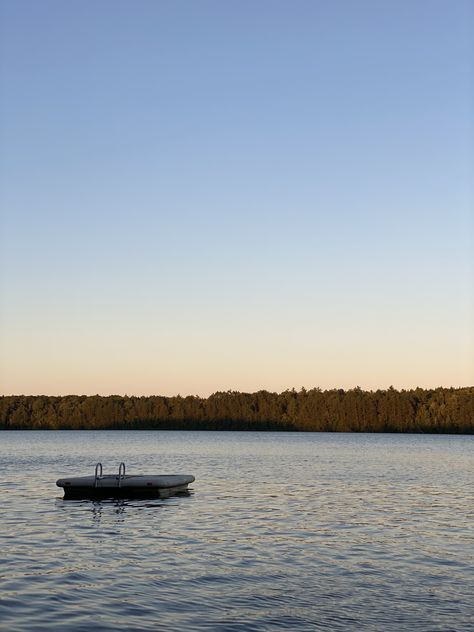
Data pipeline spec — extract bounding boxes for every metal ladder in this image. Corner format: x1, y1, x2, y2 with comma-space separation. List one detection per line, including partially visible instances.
94, 462, 126, 488
94, 462, 103, 488
117, 462, 126, 488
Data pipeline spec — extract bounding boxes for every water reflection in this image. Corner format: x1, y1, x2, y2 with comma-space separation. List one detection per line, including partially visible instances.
54, 491, 194, 531
89, 501, 128, 525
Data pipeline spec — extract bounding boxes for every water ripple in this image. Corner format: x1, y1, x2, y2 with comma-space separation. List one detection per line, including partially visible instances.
0, 431, 473, 631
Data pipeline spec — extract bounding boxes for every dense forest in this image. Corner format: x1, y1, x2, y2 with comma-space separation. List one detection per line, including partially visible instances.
0, 387, 473, 433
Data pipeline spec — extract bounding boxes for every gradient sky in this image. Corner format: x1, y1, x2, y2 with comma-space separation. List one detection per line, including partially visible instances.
1, 0, 473, 396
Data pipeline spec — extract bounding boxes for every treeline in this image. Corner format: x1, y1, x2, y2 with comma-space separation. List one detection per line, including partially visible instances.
0, 387, 473, 433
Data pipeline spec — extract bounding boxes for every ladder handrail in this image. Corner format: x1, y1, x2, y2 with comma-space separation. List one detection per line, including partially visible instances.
118, 462, 126, 487
94, 462, 103, 488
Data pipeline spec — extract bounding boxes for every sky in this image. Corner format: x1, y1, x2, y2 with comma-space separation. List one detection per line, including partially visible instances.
0, 0, 473, 396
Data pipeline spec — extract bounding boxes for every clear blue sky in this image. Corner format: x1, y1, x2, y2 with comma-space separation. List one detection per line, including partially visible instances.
1, 0, 473, 396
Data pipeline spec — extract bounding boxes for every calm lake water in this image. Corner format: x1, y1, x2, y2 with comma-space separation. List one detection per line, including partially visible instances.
0, 431, 472, 631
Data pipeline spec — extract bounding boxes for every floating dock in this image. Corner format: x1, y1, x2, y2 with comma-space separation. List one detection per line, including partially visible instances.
56, 462, 195, 499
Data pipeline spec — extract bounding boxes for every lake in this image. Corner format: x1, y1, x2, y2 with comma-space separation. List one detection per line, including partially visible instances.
0, 431, 472, 631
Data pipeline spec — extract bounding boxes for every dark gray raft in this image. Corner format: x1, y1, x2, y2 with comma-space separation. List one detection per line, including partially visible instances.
56, 462, 195, 499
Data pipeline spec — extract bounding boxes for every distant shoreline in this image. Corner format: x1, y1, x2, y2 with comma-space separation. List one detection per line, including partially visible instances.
1, 429, 473, 435
1, 387, 472, 434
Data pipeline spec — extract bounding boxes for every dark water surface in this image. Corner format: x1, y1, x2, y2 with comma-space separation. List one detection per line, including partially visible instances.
0, 431, 472, 631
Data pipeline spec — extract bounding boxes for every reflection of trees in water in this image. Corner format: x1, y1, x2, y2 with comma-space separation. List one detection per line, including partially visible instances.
1, 387, 473, 433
